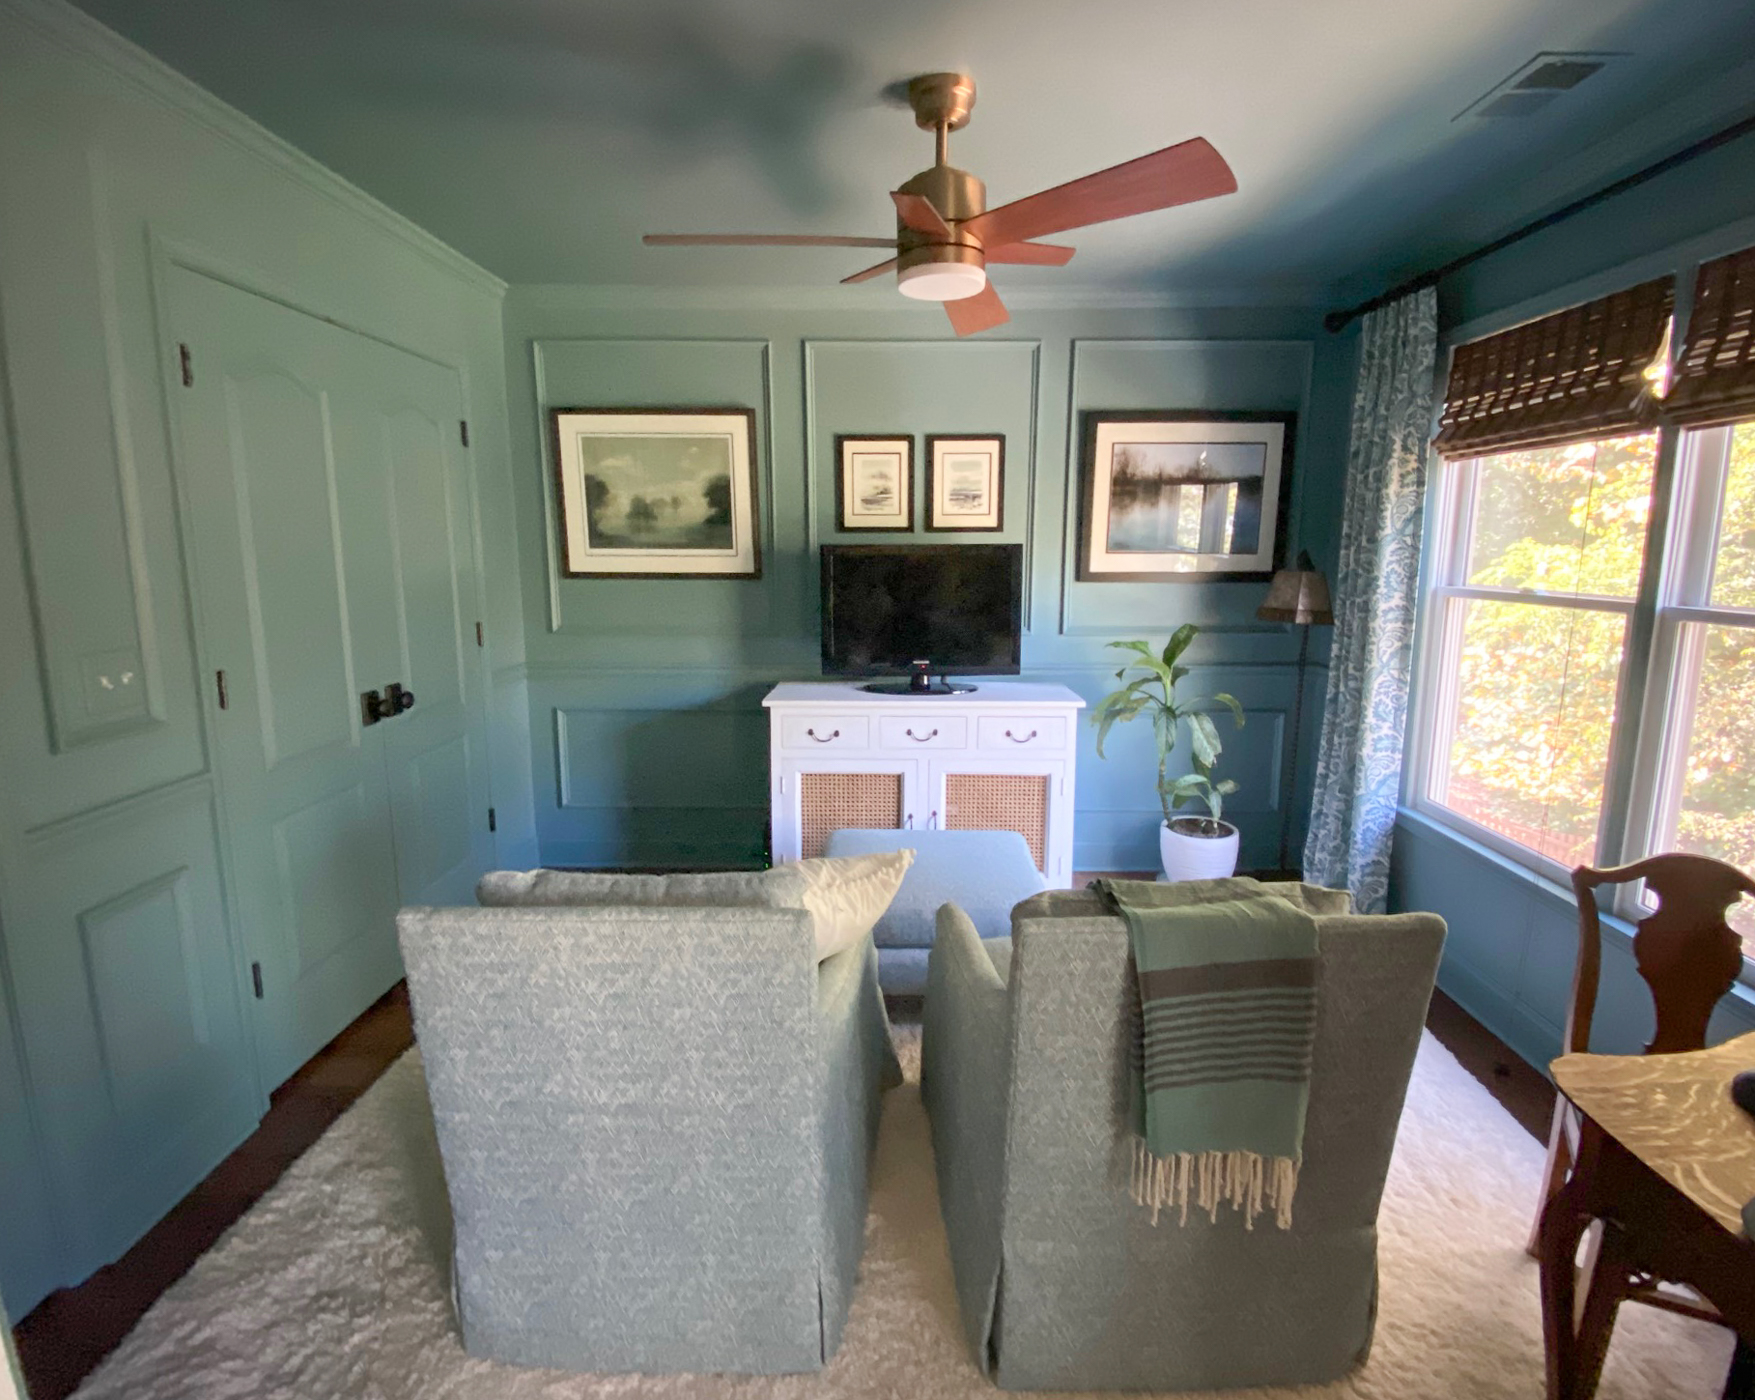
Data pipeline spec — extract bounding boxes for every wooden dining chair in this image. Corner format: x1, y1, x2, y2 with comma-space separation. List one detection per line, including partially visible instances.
1526, 853, 1755, 1327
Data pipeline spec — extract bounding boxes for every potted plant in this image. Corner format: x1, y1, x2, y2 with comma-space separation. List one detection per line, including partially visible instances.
1091, 624, 1245, 881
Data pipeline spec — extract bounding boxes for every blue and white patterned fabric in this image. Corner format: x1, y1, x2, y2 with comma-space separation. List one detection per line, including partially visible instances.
1304, 288, 1439, 915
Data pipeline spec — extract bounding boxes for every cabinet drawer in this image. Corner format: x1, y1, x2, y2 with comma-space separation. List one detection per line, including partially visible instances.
877, 715, 969, 750
977, 714, 1070, 752
779, 714, 869, 751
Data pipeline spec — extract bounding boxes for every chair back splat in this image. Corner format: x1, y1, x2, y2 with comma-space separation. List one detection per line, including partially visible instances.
1567, 854, 1755, 1057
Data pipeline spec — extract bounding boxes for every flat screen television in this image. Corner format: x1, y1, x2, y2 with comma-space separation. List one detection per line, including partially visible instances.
820, 544, 1022, 694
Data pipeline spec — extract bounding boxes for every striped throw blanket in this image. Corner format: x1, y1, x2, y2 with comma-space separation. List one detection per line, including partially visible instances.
1095, 879, 1319, 1231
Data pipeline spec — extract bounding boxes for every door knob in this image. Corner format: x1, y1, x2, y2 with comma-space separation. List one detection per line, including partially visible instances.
386, 682, 416, 715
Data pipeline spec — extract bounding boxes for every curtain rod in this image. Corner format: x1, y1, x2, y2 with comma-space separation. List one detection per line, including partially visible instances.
1323, 109, 1755, 334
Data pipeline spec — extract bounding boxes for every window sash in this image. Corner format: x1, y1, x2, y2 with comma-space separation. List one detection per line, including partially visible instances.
1617, 422, 1755, 927
1410, 453, 1641, 881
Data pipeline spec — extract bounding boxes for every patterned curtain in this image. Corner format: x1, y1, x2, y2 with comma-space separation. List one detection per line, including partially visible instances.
1303, 289, 1439, 914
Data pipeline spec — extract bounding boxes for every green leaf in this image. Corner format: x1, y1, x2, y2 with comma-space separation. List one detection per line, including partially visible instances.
1165, 774, 1208, 796
1171, 664, 1190, 685
1188, 711, 1221, 767
1169, 791, 1190, 809
1211, 692, 1245, 727
1215, 779, 1238, 795
1161, 623, 1199, 668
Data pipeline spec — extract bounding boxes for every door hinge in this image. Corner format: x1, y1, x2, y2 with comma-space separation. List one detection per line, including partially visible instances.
475, 621, 484, 647
179, 343, 193, 387
459, 419, 469, 447
215, 669, 229, 710
487, 806, 497, 832
251, 961, 264, 999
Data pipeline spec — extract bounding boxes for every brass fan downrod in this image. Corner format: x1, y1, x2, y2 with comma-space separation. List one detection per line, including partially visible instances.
897, 72, 986, 282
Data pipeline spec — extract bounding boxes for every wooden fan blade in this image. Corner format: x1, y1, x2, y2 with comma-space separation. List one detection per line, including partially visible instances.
985, 241, 1076, 266
643, 233, 897, 248
944, 282, 1010, 337
961, 137, 1236, 249
841, 257, 898, 285
891, 191, 952, 237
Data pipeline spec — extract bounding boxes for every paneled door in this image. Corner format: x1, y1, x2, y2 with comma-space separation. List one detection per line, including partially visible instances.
168, 267, 489, 1088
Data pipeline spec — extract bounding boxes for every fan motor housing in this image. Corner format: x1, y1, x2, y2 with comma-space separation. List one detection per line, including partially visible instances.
895, 164, 986, 275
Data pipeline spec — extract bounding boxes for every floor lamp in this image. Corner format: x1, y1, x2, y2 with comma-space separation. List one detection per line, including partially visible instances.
1257, 550, 1334, 873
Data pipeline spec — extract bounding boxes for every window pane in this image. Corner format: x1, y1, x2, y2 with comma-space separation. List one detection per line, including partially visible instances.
1667, 622, 1755, 947
1435, 599, 1627, 865
1710, 422, 1755, 610
1467, 434, 1657, 599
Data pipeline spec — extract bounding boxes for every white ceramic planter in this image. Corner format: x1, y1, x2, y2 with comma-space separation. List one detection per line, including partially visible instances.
1159, 818, 1240, 882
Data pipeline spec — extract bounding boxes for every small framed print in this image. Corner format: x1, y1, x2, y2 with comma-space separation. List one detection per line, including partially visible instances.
551, 406, 761, 578
1077, 411, 1295, 581
836, 436, 913, 531
926, 435, 1004, 532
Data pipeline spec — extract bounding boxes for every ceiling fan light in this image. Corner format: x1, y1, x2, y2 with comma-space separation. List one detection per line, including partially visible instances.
897, 261, 987, 302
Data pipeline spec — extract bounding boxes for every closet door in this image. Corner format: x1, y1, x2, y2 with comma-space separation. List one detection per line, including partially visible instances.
357, 344, 493, 907
169, 268, 407, 1088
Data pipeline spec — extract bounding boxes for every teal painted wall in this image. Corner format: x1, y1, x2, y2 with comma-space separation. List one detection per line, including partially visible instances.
1390, 138, 1755, 1069
503, 290, 1358, 875
0, 0, 526, 1316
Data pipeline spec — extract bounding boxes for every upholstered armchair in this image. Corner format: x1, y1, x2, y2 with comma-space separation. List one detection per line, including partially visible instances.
920, 885, 1444, 1391
397, 904, 900, 1375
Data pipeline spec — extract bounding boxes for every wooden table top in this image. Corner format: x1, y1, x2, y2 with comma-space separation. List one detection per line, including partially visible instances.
1554, 1031, 1755, 1236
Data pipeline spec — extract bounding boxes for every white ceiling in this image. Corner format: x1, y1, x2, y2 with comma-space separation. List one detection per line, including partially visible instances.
69, 0, 1755, 295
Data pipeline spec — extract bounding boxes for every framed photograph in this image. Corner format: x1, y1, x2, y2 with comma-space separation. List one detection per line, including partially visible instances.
926, 435, 1004, 532
835, 435, 913, 531
1077, 411, 1295, 581
550, 407, 760, 578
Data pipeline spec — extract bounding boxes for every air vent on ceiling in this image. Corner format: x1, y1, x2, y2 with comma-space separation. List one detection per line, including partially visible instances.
1455, 51, 1622, 121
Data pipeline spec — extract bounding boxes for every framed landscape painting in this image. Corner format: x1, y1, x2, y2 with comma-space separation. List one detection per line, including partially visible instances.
835, 435, 913, 531
926, 435, 1004, 532
551, 407, 760, 578
1077, 411, 1295, 581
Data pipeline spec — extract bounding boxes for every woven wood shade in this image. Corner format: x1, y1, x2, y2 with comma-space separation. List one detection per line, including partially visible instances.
943, 772, 1049, 871
1433, 276, 1674, 457
1666, 245, 1755, 428
799, 771, 903, 859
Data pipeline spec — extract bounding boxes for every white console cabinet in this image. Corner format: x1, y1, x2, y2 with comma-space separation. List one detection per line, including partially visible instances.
764, 681, 1085, 887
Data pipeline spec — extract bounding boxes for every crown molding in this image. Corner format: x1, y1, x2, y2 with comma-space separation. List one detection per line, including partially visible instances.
2, 0, 507, 298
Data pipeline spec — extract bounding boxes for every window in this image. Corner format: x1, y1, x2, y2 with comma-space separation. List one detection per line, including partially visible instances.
1412, 249, 1755, 948
1418, 434, 1658, 868
1629, 420, 1755, 945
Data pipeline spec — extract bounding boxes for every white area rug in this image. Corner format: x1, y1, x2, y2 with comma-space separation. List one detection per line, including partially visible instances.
72, 1028, 1732, 1399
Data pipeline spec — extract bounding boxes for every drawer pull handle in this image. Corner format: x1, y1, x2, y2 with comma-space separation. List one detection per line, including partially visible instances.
928, 810, 939, 829
806, 727, 840, 743
1005, 728, 1039, 743
905, 727, 939, 743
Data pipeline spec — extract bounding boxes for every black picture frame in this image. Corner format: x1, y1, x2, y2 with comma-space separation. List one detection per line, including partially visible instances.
550, 405, 761, 579
925, 434, 1005, 532
1076, 410, 1297, 582
834, 434, 914, 532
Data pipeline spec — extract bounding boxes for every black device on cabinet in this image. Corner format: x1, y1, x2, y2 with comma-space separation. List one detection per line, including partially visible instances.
820, 543, 1023, 694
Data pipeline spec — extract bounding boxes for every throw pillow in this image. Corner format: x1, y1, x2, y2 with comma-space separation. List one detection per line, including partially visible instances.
787, 849, 915, 961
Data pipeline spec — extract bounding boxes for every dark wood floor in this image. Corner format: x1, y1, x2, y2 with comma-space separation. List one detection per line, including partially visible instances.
10, 977, 1554, 1400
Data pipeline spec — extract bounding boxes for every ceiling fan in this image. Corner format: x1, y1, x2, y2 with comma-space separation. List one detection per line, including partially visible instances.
643, 72, 1238, 336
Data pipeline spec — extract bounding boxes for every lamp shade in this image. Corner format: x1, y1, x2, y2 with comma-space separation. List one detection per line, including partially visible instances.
1257, 550, 1334, 625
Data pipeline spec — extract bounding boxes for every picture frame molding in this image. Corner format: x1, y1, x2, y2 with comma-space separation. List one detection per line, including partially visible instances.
834, 433, 914, 533
925, 433, 1006, 533
1075, 409, 1297, 583
549, 404, 762, 579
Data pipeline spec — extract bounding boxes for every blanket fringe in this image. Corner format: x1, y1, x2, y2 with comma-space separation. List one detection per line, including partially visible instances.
1130, 1139, 1299, 1230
